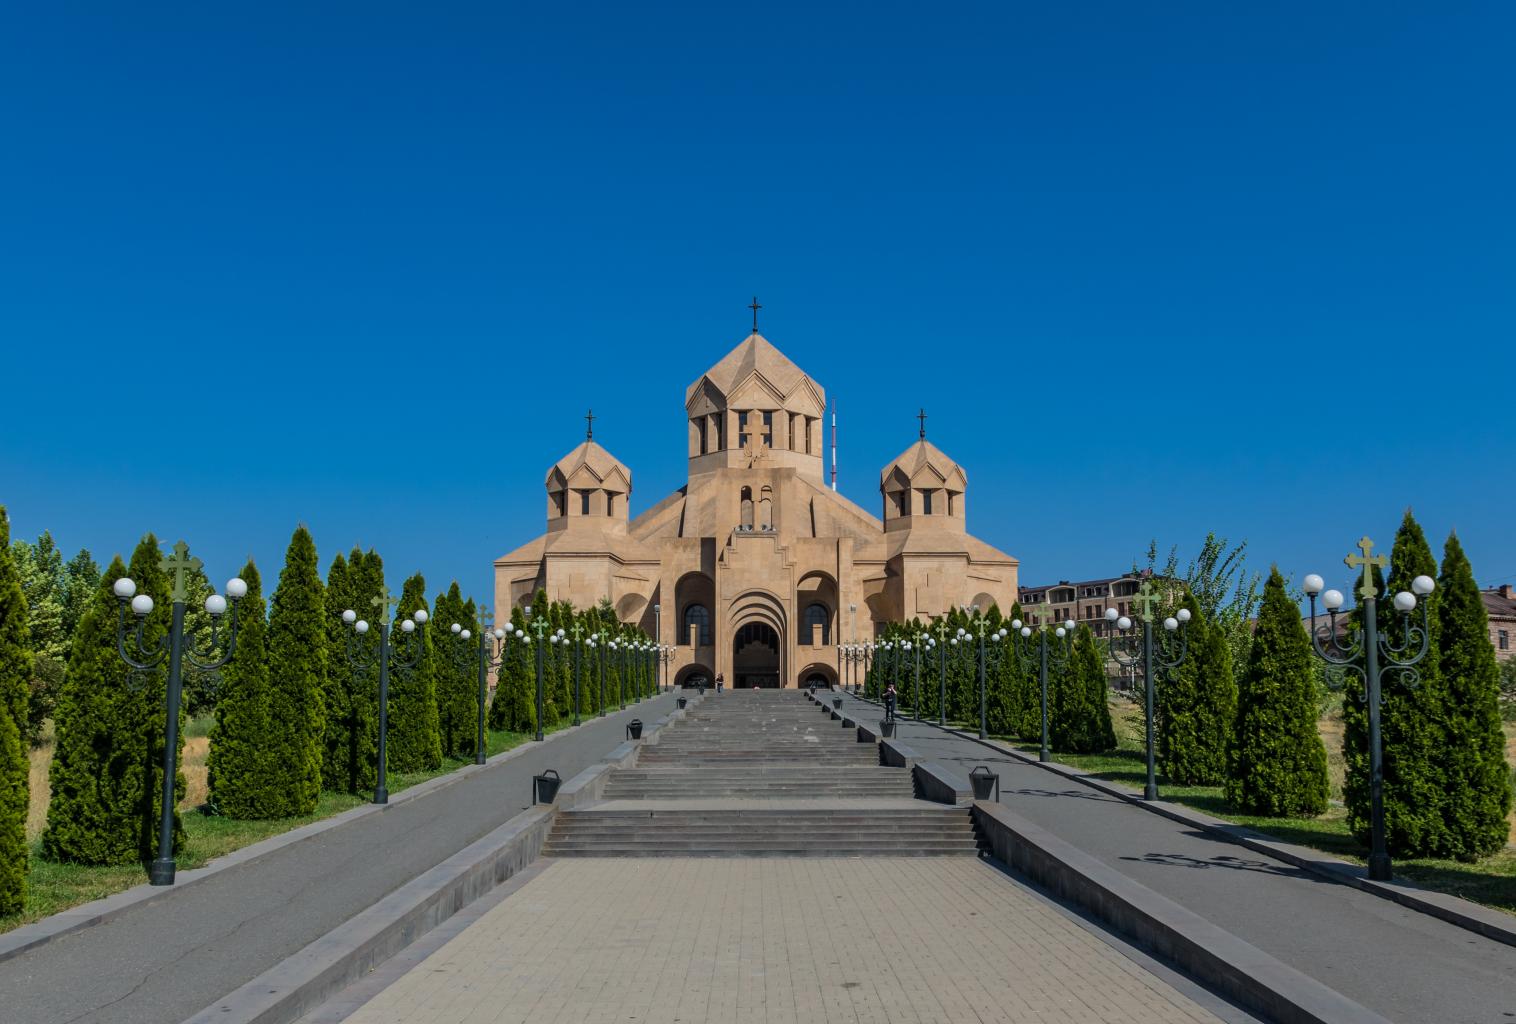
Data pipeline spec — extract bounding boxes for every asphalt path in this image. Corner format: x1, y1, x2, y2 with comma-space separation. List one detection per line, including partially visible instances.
833, 691, 1516, 1024
0, 692, 678, 1024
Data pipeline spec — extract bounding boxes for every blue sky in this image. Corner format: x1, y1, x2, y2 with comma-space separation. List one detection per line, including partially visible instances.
2, 3, 1512, 609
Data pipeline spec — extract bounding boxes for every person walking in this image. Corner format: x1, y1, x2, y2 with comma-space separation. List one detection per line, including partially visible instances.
884, 682, 898, 722
715, 672, 724, 694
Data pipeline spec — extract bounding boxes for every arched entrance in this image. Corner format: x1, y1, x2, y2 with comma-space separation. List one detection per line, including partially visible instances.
674, 663, 714, 689
733, 622, 781, 688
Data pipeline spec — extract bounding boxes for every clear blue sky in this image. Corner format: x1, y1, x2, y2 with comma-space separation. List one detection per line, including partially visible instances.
3, 3, 1512, 610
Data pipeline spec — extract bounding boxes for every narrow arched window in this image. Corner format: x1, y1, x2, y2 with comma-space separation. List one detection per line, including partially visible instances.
683, 604, 711, 646
804, 602, 830, 645
740, 486, 754, 530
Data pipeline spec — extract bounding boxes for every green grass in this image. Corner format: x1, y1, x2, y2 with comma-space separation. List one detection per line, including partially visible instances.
1003, 698, 1516, 916
0, 714, 598, 934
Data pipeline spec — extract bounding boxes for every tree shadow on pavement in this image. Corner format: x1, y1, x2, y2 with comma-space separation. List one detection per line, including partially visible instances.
1119, 850, 1318, 880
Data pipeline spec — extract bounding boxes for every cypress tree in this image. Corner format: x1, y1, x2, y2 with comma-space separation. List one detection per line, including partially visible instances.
1436, 531, 1512, 860
339, 548, 385, 791
46, 537, 183, 864
1157, 595, 1235, 785
206, 561, 274, 818
389, 573, 441, 772
1227, 567, 1329, 816
488, 606, 535, 733
0, 507, 33, 914
432, 583, 475, 757
1050, 624, 1112, 753
1342, 510, 1448, 855
322, 551, 359, 793
987, 602, 1025, 737
263, 527, 326, 816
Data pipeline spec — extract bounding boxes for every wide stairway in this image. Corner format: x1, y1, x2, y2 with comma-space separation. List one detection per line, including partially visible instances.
542, 689, 979, 857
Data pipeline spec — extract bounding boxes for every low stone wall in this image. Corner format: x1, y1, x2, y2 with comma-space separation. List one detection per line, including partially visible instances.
972, 802, 1390, 1024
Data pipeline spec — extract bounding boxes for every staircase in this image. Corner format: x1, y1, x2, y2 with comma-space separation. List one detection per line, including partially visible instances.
542, 690, 978, 857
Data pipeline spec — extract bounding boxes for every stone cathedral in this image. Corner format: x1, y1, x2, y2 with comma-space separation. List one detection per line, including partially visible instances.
492, 331, 1019, 688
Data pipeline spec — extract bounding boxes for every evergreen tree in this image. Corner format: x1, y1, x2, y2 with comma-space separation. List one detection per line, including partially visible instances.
329, 548, 383, 792
1156, 595, 1235, 785
46, 537, 184, 864
388, 573, 441, 771
206, 561, 274, 818
987, 602, 1025, 737
60, 548, 100, 642
1049, 624, 1113, 753
488, 605, 535, 733
1227, 568, 1329, 816
1436, 531, 1513, 860
0, 507, 33, 914
432, 583, 475, 757
263, 527, 326, 815
1342, 510, 1448, 855
11, 532, 65, 661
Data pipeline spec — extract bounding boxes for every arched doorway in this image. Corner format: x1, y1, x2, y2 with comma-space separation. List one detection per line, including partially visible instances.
675, 664, 714, 689
733, 622, 781, 688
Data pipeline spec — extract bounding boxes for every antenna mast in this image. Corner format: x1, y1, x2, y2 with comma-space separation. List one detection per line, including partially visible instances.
830, 398, 838, 491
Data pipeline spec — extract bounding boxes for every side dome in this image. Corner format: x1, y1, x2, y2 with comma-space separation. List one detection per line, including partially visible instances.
545, 440, 632, 529
879, 438, 966, 529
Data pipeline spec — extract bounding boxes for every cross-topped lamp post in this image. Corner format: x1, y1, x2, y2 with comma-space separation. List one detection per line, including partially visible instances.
1303, 537, 1435, 881
521, 606, 549, 741
340, 586, 429, 804
568, 620, 586, 725
113, 541, 246, 885
1010, 601, 1075, 763
957, 610, 1009, 740
451, 603, 506, 764
587, 630, 610, 714
449, 608, 508, 764
1105, 580, 1190, 801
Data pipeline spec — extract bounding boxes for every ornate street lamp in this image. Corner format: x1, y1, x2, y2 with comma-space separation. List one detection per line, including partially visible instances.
956, 613, 1009, 740
1010, 601, 1075, 764
519, 607, 549, 741
610, 636, 626, 709
1106, 581, 1190, 800
587, 630, 609, 714
656, 643, 675, 692
1304, 537, 1435, 881
341, 588, 429, 804
447, 608, 508, 765
113, 542, 246, 885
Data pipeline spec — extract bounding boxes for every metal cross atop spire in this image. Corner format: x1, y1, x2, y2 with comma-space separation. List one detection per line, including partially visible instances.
1345, 536, 1388, 599
749, 296, 762, 333
1131, 580, 1162, 622
917, 408, 927, 439
585, 409, 595, 440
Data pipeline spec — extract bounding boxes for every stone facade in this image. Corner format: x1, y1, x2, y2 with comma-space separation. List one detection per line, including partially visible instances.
1485, 584, 1516, 661
493, 332, 1019, 688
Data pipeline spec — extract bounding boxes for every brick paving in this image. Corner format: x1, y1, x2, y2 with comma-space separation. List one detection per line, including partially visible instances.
339, 857, 1226, 1024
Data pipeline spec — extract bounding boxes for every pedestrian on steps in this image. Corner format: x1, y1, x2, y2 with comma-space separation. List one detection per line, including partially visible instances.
884, 683, 897, 722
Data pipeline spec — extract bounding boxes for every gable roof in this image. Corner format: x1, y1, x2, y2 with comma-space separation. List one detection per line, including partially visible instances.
547, 440, 631, 490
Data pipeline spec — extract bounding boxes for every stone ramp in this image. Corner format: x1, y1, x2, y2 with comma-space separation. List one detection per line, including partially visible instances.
544, 690, 976, 856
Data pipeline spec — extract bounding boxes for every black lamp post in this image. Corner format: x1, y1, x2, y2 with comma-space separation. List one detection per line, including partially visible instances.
1010, 601, 1074, 763
1303, 538, 1435, 881
657, 643, 675, 693
955, 613, 1009, 740
612, 636, 627, 709
521, 607, 548, 741
588, 630, 609, 714
567, 620, 585, 725
446, 608, 507, 765
341, 587, 429, 804
113, 542, 245, 885
1106, 581, 1190, 801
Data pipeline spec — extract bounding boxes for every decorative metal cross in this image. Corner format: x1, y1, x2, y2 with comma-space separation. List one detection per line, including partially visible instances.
1345, 536, 1388, 599
477, 605, 492, 632
161, 540, 203, 603
1031, 600, 1056, 628
585, 409, 594, 440
749, 296, 762, 333
1130, 581, 1162, 622
917, 408, 927, 438
371, 586, 398, 625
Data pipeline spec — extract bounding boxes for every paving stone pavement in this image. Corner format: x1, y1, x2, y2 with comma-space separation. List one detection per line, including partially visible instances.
335, 857, 1230, 1024
832, 691, 1516, 1024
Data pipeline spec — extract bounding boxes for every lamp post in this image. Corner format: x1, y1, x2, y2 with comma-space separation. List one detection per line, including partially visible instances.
611, 636, 626, 708
341, 588, 429, 805
657, 643, 675, 693
587, 631, 609, 715
1105, 581, 1190, 801
113, 542, 246, 885
963, 613, 1009, 740
1010, 601, 1074, 763
447, 608, 507, 765
520, 607, 549, 741
568, 620, 586, 725
653, 603, 662, 690
1303, 538, 1435, 881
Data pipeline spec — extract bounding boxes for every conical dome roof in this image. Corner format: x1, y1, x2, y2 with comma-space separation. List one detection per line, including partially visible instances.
547, 439, 631, 490
686, 332, 820, 405
880, 438, 966, 488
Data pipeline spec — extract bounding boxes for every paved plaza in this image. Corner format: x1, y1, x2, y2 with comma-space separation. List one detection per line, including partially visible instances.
336, 856, 1229, 1024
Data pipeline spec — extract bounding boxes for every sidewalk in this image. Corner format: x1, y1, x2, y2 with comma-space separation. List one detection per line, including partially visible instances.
835, 691, 1516, 1024
0, 693, 678, 1024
